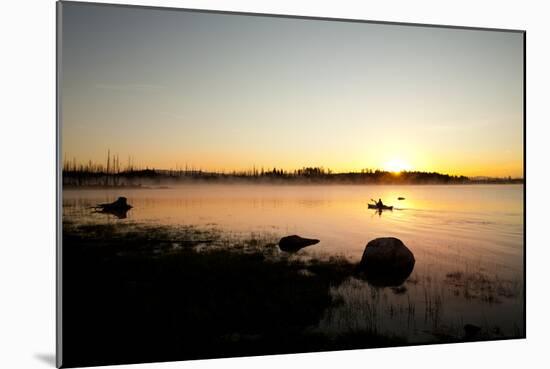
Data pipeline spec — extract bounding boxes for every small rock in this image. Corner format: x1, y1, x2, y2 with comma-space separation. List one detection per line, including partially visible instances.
94, 196, 132, 219
97, 196, 132, 210
279, 235, 320, 252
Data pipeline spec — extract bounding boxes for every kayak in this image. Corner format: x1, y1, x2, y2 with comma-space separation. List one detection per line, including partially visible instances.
368, 204, 393, 210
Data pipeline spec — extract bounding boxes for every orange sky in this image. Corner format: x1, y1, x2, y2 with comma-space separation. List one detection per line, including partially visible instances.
61, 3, 524, 178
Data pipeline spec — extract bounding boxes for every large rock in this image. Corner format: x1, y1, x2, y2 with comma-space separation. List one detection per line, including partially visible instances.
279, 235, 320, 252
358, 237, 415, 286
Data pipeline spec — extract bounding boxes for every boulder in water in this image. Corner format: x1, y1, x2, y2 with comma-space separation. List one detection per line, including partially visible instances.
358, 237, 415, 286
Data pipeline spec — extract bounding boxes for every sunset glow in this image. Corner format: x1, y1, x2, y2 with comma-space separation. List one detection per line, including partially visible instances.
383, 159, 412, 173
61, 4, 524, 178
59, 4, 525, 365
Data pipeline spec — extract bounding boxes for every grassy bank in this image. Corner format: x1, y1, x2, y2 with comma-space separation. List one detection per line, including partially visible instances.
61, 220, 523, 367
61, 222, 403, 367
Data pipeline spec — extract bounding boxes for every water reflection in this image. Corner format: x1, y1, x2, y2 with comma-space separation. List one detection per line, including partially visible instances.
359, 262, 415, 287
62, 184, 524, 341
63, 184, 524, 267
93, 206, 131, 219
371, 208, 391, 217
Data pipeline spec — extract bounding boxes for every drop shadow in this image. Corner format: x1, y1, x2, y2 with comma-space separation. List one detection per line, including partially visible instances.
34, 353, 56, 367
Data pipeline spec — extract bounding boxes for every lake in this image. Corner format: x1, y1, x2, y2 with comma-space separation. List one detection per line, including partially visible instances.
63, 184, 524, 344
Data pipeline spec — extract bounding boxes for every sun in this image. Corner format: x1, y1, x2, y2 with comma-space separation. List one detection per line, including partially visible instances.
383, 158, 412, 173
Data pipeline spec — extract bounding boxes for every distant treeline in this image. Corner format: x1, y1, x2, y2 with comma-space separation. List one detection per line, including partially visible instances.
62, 159, 523, 187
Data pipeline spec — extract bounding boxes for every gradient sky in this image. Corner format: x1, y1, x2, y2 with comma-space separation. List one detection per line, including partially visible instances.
61, 2, 524, 177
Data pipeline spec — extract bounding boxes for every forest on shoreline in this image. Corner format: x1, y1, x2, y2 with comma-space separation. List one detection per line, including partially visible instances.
62, 166, 523, 187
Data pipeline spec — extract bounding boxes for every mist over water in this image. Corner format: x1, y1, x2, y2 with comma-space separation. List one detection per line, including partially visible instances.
64, 183, 524, 342
58, 4, 525, 363
64, 184, 523, 264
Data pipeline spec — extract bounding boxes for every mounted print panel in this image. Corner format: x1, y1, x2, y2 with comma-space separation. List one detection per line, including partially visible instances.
57, 1, 525, 367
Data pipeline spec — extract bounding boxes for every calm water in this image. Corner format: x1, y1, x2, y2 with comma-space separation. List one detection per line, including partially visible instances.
63, 184, 524, 341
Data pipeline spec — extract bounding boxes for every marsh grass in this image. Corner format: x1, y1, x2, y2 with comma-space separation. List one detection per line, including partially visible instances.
315, 262, 522, 345
445, 269, 522, 304
62, 221, 404, 367
61, 221, 523, 367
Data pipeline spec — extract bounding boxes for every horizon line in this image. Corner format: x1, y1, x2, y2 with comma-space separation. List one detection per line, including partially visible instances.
61, 152, 523, 179
61, 164, 524, 180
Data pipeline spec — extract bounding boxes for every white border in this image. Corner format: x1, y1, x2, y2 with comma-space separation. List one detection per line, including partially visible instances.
1, 1, 548, 369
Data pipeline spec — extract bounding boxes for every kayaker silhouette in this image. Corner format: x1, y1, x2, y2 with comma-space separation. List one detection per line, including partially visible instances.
376, 198, 384, 207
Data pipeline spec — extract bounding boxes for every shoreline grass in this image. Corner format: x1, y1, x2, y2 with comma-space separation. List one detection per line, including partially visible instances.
61, 220, 524, 367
